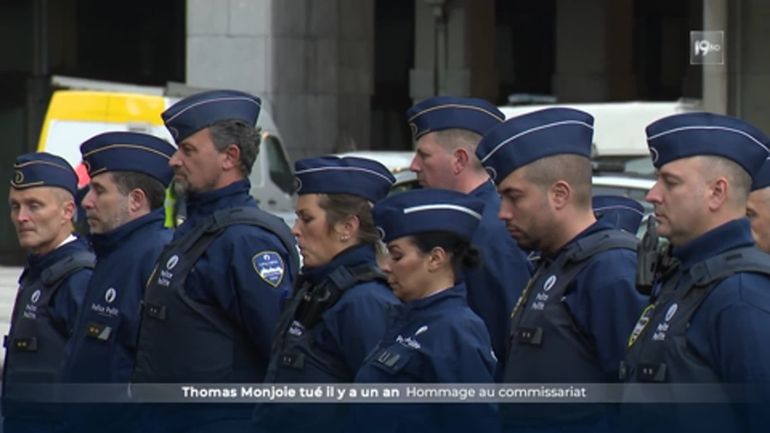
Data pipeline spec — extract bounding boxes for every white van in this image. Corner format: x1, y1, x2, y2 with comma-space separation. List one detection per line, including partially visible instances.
37, 78, 296, 217
498, 100, 700, 175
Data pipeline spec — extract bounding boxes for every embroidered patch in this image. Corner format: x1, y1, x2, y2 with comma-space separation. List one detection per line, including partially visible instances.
252, 251, 285, 288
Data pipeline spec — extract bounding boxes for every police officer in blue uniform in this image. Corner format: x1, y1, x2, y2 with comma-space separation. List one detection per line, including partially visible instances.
476, 108, 647, 432
131, 89, 298, 432
62, 132, 175, 383
747, 159, 770, 253
347, 188, 499, 433
592, 195, 645, 234
4, 153, 94, 433
621, 113, 770, 433
254, 156, 400, 432
406, 96, 532, 378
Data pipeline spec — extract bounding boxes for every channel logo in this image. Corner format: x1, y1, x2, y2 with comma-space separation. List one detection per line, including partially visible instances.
690, 31, 724, 65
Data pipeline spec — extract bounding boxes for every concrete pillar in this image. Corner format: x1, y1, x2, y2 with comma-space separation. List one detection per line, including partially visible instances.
409, 0, 497, 103
185, 0, 374, 159
552, 0, 635, 102
728, 0, 770, 134
702, 0, 727, 114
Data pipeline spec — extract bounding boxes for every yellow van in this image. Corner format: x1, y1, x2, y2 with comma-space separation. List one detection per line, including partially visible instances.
37, 85, 296, 218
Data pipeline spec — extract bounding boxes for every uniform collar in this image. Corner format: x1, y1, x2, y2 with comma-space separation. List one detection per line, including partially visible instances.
89, 208, 166, 258
544, 218, 614, 262
185, 179, 255, 219
300, 243, 377, 285
22, 235, 90, 283
672, 218, 755, 270
469, 179, 496, 199
402, 283, 467, 313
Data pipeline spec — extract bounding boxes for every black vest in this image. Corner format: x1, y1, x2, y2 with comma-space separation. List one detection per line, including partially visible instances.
2, 251, 94, 410
623, 246, 770, 384
265, 263, 385, 383
132, 206, 299, 383
618, 247, 770, 433
504, 229, 638, 383
502, 229, 637, 427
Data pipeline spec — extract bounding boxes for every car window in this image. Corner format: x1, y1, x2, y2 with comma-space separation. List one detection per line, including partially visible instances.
263, 135, 294, 195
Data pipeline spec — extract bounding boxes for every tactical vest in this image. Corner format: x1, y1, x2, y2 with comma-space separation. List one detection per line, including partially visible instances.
265, 263, 385, 383
132, 206, 299, 383
505, 229, 638, 383
502, 229, 637, 427
2, 251, 95, 408
622, 246, 770, 384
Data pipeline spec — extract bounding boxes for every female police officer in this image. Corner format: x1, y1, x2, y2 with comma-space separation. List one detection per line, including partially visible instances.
346, 188, 499, 433
254, 156, 400, 432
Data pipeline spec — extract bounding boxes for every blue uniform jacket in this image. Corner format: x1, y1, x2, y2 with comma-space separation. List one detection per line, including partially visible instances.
550, 218, 646, 376
466, 181, 531, 376
18, 236, 92, 339
349, 284, 499, 433
657, 219, 770, 386
62, 209, 171, 382
287, 244, 400, 377
173, 180, 293, 368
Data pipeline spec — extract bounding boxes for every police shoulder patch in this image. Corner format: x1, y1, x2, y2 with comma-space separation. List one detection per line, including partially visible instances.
252, 251, 285, 288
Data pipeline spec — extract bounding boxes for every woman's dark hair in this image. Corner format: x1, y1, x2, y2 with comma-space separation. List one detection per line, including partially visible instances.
410, 230, 482, 277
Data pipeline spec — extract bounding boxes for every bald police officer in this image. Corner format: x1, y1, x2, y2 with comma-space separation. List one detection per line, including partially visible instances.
476, 108, 646, 432
622, 113, 770, 433
406, 96, 532, 377
131, 89, 298, 432
4, 153, 94, 432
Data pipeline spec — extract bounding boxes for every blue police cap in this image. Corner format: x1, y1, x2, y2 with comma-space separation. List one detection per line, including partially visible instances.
294, 156, 396, 203
646, 112, 770, 180
10, 152, 78, 196
475, 108, 594, 184
752, 159, 770, 191
592, 195, 645, 234
162, 89, 261, 143
80, 132, 176, 186
372, 189, 484, 243
406, 96, 505, 141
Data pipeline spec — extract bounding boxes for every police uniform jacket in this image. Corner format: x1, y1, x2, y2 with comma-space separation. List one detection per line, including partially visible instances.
504, 218, 645, 383
3, 236, 92, 420
255, 244, 399, 432
621, 219, 770, 433
349, 283, 499, 433
269, 243, 399, 382
62, 209, 171, 382
133, 179, 293, 383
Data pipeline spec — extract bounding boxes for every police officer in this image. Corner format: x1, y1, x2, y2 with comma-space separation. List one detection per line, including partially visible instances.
61, 132, 175, 383
131, 90, 299, 432
475, 108, 647, 431
622, 113, 770, 433
592, 195, 645, 234
255, 156, 400, 432
347, 188, 499, 433
4, 153, 94, 432
747, 159, 770, 253
406, 96, 531, 376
